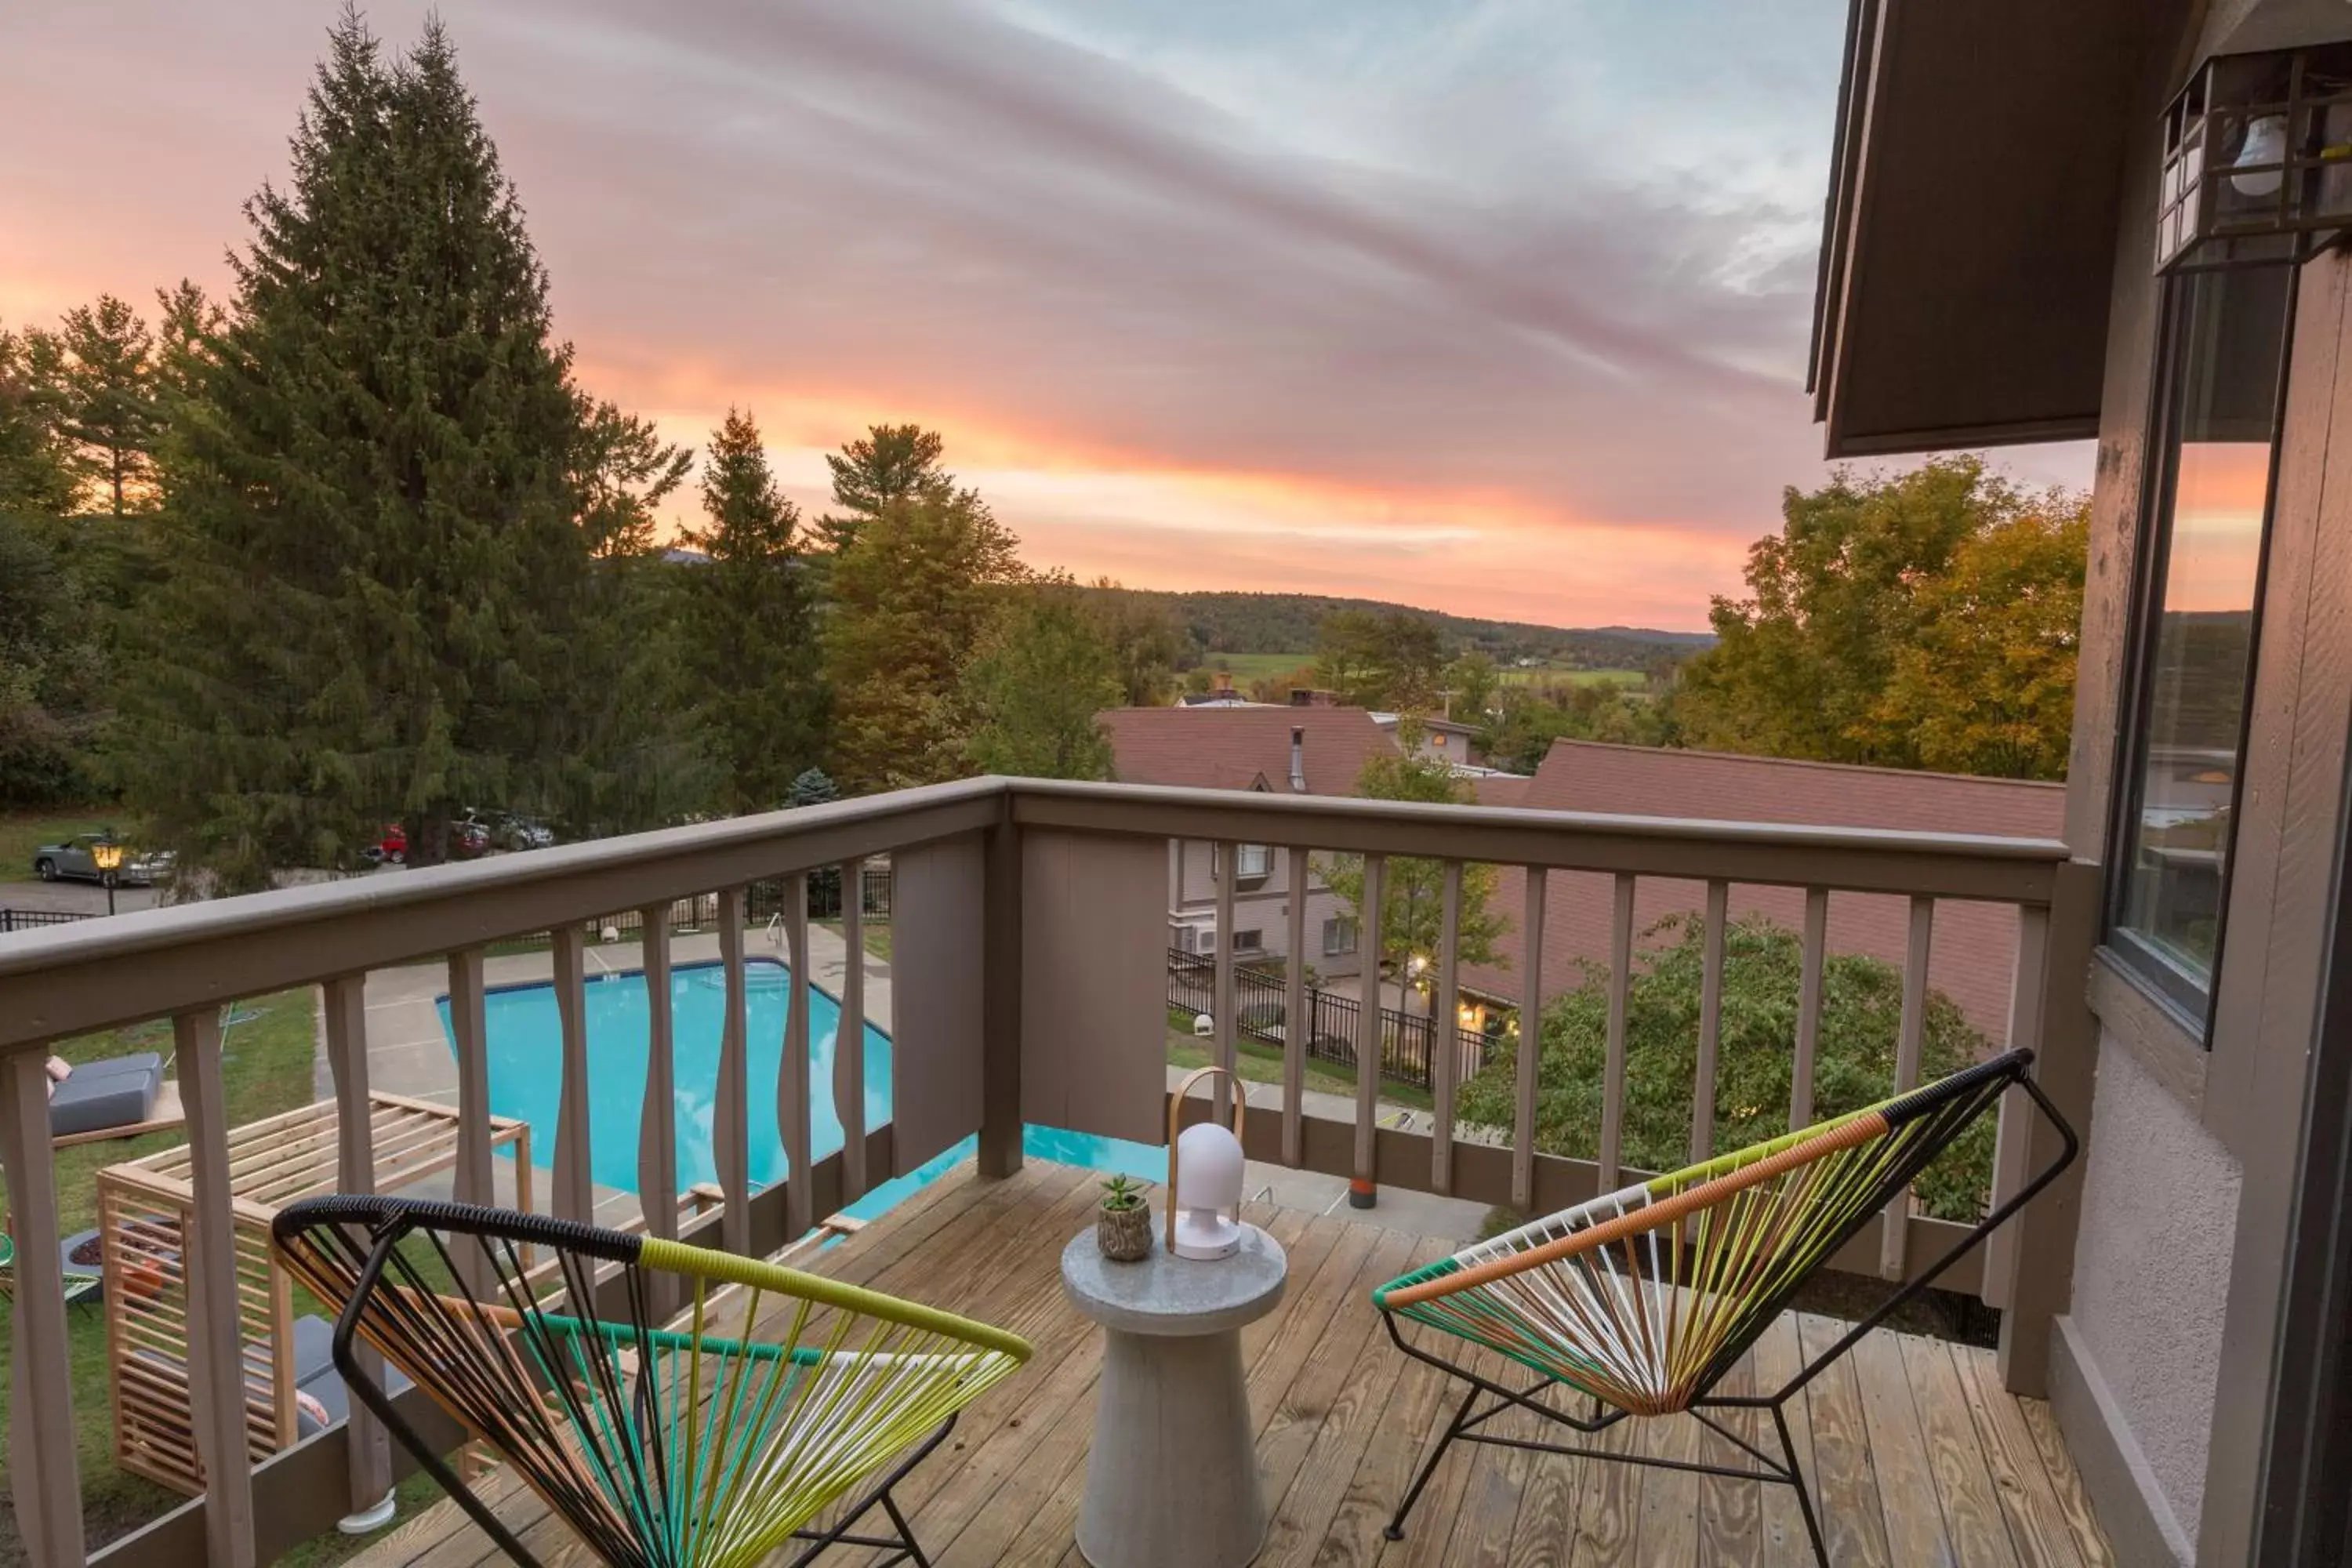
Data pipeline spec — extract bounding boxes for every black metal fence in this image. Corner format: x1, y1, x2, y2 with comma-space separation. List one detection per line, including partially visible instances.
0, 908, 95, 935
1167, 949, 1493, 1094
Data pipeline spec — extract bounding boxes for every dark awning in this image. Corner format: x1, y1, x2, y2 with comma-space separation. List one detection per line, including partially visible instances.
1809, 0, 2185, 458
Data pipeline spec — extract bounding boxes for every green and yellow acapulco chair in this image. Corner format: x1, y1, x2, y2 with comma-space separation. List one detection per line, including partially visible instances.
1372, 1048, 2077, 1568
273, 1195, 1031, 1568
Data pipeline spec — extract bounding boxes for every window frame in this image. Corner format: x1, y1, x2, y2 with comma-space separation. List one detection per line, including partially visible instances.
2103, 264, 2299, 1034
1322, 915, 1358, 957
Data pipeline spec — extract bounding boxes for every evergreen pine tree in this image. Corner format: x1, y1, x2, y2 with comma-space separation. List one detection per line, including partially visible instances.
57, 294, 159, 514
122, 10, 684, 887
818, 423, 952, 552
786, 768, 837, 808
0, 323, 76, 515
677, 408, 827, 814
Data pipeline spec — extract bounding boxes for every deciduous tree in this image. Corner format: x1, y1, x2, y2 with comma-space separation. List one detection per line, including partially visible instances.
1322, 732, 1508, 996
1456, 913, 1992, 1221
822, 488, 1025, 791
964, 583, 1120, 779
1676, 457, 2083, 779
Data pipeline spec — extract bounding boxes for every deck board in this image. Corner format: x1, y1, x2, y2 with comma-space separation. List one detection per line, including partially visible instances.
347, 1163, 2115, 1568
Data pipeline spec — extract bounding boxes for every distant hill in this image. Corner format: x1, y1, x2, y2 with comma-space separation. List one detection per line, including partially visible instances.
1082, 588, 1713, 670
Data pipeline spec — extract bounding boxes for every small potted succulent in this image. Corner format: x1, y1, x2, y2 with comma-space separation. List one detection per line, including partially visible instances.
1096, 1174, 1152, 1261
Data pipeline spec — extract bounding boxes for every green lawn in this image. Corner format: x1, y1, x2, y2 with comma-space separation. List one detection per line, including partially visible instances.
0, 988, 406, 1561
1165, 1021, 1436, 1114
0, 807, 126, 884
1197, 652, 1313, 681
819, 919, 892, 964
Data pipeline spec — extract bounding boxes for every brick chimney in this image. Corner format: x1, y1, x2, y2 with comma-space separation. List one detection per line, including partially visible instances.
1290, 726, 1307, 793
1213, 670, 1234, 695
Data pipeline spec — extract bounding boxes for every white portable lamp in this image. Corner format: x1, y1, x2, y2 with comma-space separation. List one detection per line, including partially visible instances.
1166, 1065, 1248, 1260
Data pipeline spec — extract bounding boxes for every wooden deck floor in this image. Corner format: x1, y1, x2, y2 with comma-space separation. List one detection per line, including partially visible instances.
350, 1160, 2112, 1567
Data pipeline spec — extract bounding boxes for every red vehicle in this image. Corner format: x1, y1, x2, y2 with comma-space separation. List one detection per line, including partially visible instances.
363, 819, 486, 866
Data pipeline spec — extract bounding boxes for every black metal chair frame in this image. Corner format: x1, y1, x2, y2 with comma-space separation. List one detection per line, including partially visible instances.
1378, 1066, 2079, 1567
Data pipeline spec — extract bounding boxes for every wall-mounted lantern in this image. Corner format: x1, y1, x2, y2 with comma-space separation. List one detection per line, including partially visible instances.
2158, 2, 2352, 273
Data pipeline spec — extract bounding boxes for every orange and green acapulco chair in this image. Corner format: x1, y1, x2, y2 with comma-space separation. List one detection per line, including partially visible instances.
1372, 1048, 2076, 1568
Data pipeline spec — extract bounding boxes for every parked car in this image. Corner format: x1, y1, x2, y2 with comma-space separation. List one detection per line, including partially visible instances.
463, 808, 555, 851
363, 819, 491, 866
31, 834, 174, 887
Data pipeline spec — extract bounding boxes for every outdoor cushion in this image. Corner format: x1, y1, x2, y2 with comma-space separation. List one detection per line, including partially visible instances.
285, 1311, 412, 1429
48, 1056, 162, 1138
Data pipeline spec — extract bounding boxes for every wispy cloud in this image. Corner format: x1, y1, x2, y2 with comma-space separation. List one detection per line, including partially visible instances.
0, 0, 2091, 626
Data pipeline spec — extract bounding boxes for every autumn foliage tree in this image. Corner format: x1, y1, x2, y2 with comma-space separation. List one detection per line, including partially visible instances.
1677, 457, 2087, 780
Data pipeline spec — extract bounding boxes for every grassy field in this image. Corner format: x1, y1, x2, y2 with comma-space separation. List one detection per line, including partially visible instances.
1196, 651, 1314, 682
1494, 666, 1649, 689
0, 807, 127, 883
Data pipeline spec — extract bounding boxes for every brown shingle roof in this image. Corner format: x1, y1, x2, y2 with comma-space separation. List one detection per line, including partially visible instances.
1100, 706, 1401, 796
1463, 742, 2067, 1040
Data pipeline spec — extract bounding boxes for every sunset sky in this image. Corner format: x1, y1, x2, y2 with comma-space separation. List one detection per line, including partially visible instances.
1, 0, 2090, 629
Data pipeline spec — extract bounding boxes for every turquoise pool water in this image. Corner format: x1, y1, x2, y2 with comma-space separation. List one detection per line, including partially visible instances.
437, 959, 1159, 1222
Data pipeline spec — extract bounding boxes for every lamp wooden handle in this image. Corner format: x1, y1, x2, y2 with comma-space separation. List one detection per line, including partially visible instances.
1167, 1065, 1247, 1251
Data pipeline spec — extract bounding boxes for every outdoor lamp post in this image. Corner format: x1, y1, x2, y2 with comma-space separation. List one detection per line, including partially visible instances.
90, 838, 124, 916
2157, 0, 2352, 272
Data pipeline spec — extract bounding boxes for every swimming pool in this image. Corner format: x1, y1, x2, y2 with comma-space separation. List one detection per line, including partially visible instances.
437, 959, 1160, 1223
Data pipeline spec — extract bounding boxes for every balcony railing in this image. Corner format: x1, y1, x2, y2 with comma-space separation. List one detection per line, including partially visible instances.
0, 777, 2095, 1567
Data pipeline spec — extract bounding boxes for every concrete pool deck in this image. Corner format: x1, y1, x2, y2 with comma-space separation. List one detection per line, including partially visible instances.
341, 924, 1489, 1243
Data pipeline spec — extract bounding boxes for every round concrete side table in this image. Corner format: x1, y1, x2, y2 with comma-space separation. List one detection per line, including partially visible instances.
1060, 1222, 1289, 1568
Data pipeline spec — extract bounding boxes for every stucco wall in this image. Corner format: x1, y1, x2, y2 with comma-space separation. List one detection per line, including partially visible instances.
2064, 1036, 2241, 1548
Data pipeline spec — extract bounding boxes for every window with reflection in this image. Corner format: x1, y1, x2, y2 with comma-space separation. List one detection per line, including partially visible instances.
2111, 264, 2294, 1025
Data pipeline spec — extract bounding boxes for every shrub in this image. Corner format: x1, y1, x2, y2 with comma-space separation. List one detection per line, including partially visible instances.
1455, 911, 1994, 1221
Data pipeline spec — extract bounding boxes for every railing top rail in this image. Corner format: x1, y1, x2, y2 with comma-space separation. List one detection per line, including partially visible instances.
1010, 779, 2070, 902
0, 774, 2071, 1053
0, 778, 1008, 1052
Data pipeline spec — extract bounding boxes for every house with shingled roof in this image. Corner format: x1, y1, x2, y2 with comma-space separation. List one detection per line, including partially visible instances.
1098, 705, 1401, 974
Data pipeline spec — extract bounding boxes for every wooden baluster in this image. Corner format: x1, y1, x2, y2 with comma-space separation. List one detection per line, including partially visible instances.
715, 887, 751, 1256
1514, 866, 1546, 1212
1792, 888, 1829, 1131
1214, 842, 1238, 1120
1, 1052, 85, 1567
1981, 902, 2051, 1309
1692, 880, 1730, 1164
177, 1008, 257, 1567
781, 872, 815, 1240
637, 905, 680, 1262
1283, 848, 1308, 1167
837, 857, 869, 1202
1432, 861, 1464, 1194
323, 975, 393, 1524
1353, 855, 1386, 1190
447, 949, 494, 1294
1598, 872, 1634, 1190
551, 926, 593, 1225
1882, 895, 1935, 1279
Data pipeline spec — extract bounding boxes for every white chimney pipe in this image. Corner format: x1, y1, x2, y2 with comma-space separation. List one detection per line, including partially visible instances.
1290, 726, 1307, 793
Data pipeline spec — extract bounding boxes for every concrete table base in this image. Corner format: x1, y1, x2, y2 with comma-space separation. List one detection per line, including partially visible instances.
1061, 1223, 1289, 1568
